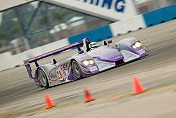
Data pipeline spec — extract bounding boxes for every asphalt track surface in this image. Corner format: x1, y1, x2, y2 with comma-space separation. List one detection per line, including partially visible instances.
0, 20, 176, 118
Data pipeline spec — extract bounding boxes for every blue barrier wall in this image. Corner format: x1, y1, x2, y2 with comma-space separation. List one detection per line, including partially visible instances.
68, 4, 176, 45
68, 25, 113, 44
143, 4, 176, 27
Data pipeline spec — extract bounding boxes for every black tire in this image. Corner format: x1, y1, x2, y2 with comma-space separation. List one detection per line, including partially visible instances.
37, 68, 49, 89
71, 60, 83, 79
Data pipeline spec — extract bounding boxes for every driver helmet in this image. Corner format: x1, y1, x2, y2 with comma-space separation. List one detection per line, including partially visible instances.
89, 42, 98, 48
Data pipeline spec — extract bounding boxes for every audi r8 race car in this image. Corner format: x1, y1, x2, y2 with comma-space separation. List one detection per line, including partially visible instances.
24, 37, 147, 89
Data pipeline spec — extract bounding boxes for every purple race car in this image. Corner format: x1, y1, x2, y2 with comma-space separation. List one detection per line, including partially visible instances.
24, 37, 147, 89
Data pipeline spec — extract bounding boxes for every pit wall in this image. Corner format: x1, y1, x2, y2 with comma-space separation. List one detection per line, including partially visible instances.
0, 4, 176, 71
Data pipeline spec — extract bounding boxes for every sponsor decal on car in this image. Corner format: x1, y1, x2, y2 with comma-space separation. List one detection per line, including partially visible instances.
49, 65, 69, 81
97, 48, 107, 53
49, 71, 58, 81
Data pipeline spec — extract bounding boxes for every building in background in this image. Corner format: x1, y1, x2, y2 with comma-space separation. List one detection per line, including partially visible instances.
136, 0, 176, 14
0, 0, 175, 55
0, 1, 112, 54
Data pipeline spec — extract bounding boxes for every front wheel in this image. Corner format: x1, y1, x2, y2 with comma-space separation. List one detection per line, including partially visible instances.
71, 60, 83, 79
37, 68, 49, 89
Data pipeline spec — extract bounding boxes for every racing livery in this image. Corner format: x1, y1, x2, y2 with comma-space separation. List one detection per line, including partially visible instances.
24, 37, 147, 89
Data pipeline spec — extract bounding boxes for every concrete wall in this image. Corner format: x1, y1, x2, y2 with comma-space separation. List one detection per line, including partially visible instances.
110, 15, 146, 36
0, 3, 176, 71
0, 38, 69, 71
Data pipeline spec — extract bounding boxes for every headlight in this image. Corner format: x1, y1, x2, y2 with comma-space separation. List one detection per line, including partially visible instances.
83, 60, 89, 66
132, 45, 136, 49
89, 60, 94, 65
83, 60, 94, 66
132, 42, 142, 49
135, 42, 142, 47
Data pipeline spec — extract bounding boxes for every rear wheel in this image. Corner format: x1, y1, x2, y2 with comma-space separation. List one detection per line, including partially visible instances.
71, 60, 83, 79
37, 68, 49, 89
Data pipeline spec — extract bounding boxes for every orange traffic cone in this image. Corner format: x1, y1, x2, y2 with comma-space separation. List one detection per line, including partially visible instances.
132, 77, 145, 94
84, 87, 95, 102
45, 94, 55, 108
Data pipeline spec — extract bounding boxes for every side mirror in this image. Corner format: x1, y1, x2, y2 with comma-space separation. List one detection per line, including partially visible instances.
77, 46, 84, 54
107, 40, 112, 47
108, 40, 112, 44
78, 50, 84, 54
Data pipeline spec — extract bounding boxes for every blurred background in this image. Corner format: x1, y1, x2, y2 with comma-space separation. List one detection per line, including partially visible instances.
0, 0, 175, 55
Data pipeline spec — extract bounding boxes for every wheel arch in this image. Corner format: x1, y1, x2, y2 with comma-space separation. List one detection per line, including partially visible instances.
36, 66, 47, 78
36, 65, 51, 89
70, 59, 83, 79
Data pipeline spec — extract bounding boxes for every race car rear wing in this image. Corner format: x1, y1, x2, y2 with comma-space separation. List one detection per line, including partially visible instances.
24, 40, 83, 65
24, 38, 89, 80
24, 40, 84, 80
